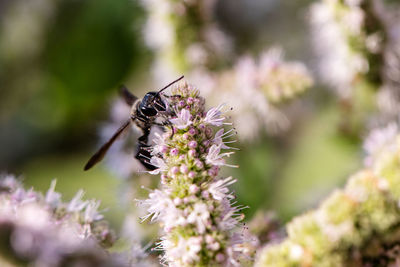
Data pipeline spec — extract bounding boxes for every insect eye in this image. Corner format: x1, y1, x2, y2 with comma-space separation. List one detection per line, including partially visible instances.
141, 107, 157, 116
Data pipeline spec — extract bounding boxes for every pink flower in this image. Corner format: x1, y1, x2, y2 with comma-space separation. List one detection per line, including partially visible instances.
170, 109, 192, 129
206, 145, 237, 168
209, 176, 237, 201
213, 128, 239, 150
204, 104, 226, 126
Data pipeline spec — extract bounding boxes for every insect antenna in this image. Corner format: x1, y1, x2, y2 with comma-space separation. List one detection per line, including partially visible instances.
154, 75, 184, 98
150, 75, 184, 114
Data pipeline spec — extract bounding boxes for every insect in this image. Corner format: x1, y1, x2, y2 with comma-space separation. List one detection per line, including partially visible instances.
84, 76, 184, 171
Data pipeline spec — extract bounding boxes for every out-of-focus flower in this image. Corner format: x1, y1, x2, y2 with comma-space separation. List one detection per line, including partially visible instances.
257, 48, 313, 104
205, 50, 312, 140
363, 121, 398, 166
255, 123, 400, 266
310, 0, 400, 135
0, 219, 125, 267
140, 0, 233, 84
0, 174, 155, 267
376, 3, 400, 120
140, 81, 250, 266
311, 0, 386, 98
0, 176, 115, 248
248, 211, 283, 246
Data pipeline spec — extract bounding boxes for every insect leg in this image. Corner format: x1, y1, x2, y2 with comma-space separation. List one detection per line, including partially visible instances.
138, 127, 151, 144
135, 143, 157, 170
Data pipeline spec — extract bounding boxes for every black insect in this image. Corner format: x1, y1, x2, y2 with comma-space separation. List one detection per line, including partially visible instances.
84, 76, 184, 171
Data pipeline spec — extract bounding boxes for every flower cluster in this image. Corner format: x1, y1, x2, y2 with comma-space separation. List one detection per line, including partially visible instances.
0, 174, 158, 267
0, 219, 122, 267
140, 0, 232, 83
255, 48, 313, 104
255, 122, 400, 266
311, 0, 386, 98
212, 49, 312, 139
0, 175, 114, 247
140, 82, 247, 266
0, 175, 114, 266
310, 0, 400, 134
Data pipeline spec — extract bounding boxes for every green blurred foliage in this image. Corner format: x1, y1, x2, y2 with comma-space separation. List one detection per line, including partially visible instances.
0, 0, 147, 169
272, 103, 361, 220
42, 0, 137, 130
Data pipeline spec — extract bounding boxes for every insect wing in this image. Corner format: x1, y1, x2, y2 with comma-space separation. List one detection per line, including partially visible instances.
120, 85, 138, 106
84, 120, 131, 171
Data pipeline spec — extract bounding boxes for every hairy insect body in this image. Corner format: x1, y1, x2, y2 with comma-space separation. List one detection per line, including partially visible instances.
131, 92, 169, 170
132, 92, 168, 142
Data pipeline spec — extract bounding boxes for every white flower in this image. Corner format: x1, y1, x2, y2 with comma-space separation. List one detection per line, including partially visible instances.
209, 177, 237, 201
310, 1, 372, 99
0, 174, 21, 191
181, 237, 203, 264
0, 174, 115, 255
148, 157, 168, 175
257, 47, 313, 103
289, 244, 304, 260
141, 0, 174, 50
363, 123, 398, 166
17, 203, 51, 229
219, 199, 246, 231
187, 203, 210, 234
11, 188, 37, 205
213, 128, 238, 150
206, 144, 236, 168
67, 190, 88, 212
165, 237, 202, 265
204, 104, 226, 126
152, 132, 166, 154
141, 189, 174, 222
45, 180, 61, 208
164, 208, 186, 230
84, 200, 103, 223
169, 109, 192, 129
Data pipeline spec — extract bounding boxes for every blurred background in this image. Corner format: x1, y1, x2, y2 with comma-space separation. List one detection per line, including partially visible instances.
0, 0, 372, 235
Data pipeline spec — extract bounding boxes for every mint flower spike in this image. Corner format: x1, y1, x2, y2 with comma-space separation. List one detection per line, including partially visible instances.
255, 122, 400, 266
0, 175, 147, 266
140, 81, 247, 266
